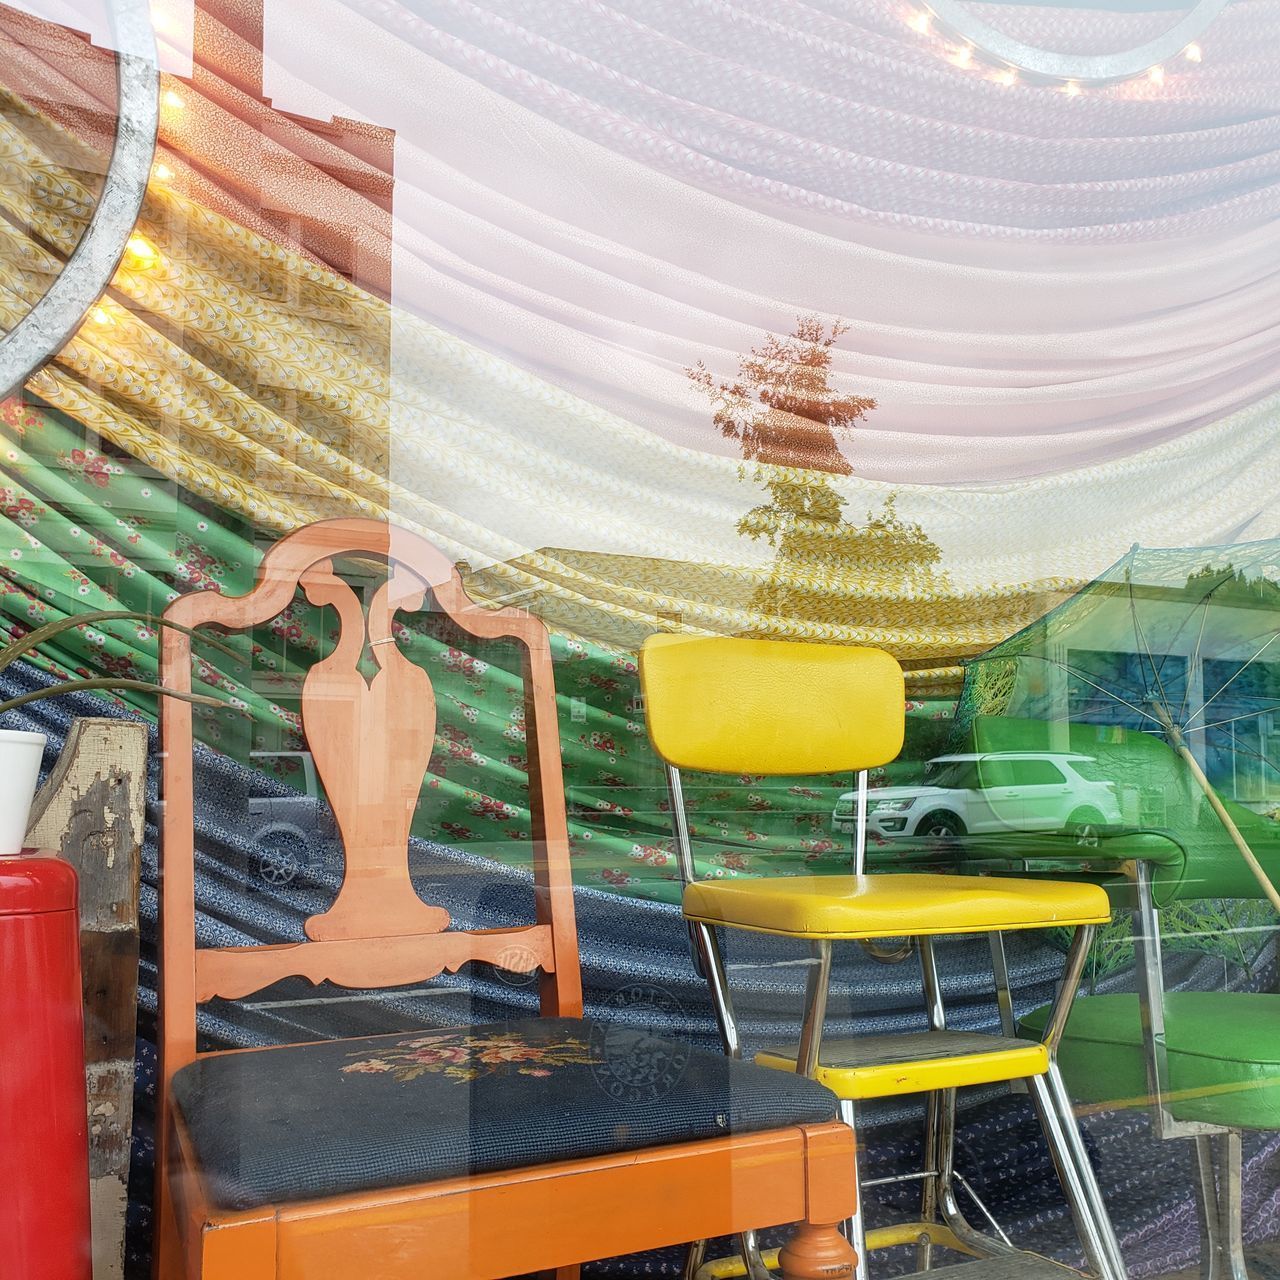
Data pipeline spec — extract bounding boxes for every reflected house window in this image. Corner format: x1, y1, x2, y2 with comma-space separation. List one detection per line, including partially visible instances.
1066, 649, 1188, 731
1202, 659, 1280, 805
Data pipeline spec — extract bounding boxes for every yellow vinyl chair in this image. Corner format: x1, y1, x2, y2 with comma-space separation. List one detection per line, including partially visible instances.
640, 635, 1128, 1280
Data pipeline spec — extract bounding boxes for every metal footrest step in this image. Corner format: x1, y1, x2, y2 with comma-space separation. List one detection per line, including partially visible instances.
898, 1257, 1079, 1279
756, 1029, 1049, 1099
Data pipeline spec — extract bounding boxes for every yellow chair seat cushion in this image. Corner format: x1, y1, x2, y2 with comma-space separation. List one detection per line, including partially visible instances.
682, 873, 1109, 939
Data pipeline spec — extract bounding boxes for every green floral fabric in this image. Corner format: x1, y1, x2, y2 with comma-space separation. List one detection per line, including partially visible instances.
0, 396, 954, 903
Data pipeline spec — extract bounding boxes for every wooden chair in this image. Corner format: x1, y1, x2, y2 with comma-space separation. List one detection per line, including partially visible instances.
153, 518, 859, 1280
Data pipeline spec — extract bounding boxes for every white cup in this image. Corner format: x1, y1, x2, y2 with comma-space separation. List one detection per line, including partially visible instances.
0, 729, 48, 855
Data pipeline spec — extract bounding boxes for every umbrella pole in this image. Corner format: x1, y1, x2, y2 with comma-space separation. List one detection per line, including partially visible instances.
1170, 737, 1280, 916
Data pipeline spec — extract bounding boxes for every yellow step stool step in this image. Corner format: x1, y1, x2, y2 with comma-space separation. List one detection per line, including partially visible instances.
756, 1030, 1049, 1099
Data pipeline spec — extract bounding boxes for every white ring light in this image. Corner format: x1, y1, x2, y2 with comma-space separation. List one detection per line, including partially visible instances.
922, 0, 1230, 84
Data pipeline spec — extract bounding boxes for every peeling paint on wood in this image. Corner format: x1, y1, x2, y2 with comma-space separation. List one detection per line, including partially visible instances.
27, 718, 145, 1280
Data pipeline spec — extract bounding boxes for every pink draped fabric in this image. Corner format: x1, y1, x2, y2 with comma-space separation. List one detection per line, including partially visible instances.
251, 0, 1280, 481
4, 0, 1280, 485
350, 0, 1280, 240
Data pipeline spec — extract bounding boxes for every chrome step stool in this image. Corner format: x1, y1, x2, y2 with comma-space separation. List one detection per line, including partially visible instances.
639, 634, 1129, 1280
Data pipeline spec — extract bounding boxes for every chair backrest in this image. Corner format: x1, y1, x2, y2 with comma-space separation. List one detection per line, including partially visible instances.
157, 518, 582, 1081
640, 634, 905, 776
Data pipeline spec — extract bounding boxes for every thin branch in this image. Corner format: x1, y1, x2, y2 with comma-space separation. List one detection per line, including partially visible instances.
0, 679, 224, 717
0, 609, 240, 675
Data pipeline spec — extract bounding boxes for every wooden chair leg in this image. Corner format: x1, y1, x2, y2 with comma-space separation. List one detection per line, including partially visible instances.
199, 1217, 277, 1280
778, 1222, 858, 1280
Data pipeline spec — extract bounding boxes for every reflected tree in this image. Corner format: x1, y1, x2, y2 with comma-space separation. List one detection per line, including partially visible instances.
687, 316, 945, 627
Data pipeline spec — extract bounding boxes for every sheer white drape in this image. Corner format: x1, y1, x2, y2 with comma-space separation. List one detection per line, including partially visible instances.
253, 1, 1280, 488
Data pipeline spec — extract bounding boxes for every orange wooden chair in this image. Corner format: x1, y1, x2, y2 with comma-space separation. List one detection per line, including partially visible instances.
153, 518, 858, 1280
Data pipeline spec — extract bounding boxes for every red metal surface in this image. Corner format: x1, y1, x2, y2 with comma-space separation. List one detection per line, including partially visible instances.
0, 853, 91, 1280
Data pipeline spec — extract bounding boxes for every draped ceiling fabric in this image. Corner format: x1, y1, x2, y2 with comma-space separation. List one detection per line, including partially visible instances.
2, 0, 1280, 692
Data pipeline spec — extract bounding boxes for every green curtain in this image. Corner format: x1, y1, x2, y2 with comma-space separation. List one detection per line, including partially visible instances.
1, 395, 955, 903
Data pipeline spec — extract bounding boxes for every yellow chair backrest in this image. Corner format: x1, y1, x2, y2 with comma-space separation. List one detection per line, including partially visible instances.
640, 634, 905, 776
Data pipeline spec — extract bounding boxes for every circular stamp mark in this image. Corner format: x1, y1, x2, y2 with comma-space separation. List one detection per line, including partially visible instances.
494, 942, 540, 987
589, 982, 690, 1104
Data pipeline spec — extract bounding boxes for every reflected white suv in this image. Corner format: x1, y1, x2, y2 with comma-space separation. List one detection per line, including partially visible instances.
832, 752, 1122, 843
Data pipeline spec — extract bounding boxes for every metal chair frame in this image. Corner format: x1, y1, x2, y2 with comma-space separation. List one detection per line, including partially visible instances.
1132, 861, 1249, 1280
666, 762, 1128, 1280
989, 848, 1255, 1280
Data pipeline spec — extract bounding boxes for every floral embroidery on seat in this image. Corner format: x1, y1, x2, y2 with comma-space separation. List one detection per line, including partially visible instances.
342, 1030, 596, 1083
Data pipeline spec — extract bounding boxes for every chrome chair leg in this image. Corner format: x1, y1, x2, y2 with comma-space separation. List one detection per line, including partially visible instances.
1029, 1064, 1128, 1280
694, 920, 742, 1059
797, 940, 834, 1075
683, 1239, 708, 1280
738, 1230, 773, 1280
837, 1099, 870, 1280
917, 1089, 943, 1271
932, 1086, 1021, 1262
1216, 1133, 1249, 1280
688, 916, 752, 1280
1195, 1134, 1224, 1280
917, 940, 945, 1271
1196, 1132, 1250, 1280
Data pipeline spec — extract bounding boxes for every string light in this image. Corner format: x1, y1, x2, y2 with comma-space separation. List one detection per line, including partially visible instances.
125, 234, 159, 268
90, 306, 112, 326
917, 1, 1215, 92
152, 162, 174, 182
162, 89, 185, 110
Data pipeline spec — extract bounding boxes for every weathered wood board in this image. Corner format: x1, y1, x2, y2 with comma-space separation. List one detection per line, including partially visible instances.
26, 717, 146, 1280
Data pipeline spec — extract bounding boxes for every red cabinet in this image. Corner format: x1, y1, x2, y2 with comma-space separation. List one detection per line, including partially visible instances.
0, 854, 91, 1280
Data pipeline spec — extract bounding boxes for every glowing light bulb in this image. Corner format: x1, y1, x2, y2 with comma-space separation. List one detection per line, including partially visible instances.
994, 68, 1017, 87
1184, 43, 1203, 62
152, 162, 173, 182
162, 89, 185, 109
90, 306, 112, 326
952, 45, 973, 68
125, 234, 159, 268
908, 10, 932, 35
1148, 64, 1165, 86
1063, 80, 1082, 97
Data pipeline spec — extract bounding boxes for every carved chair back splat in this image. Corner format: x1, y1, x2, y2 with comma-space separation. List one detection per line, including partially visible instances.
156, 518, 582, 1085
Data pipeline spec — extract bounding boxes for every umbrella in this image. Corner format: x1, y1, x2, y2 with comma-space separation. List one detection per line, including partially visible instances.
956, 541, 1280, 913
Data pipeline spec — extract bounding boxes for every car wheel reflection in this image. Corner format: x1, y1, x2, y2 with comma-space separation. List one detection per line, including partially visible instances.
1066, 807, 1105, 848
255, 829, 311, 887
918, 811, 967, 842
